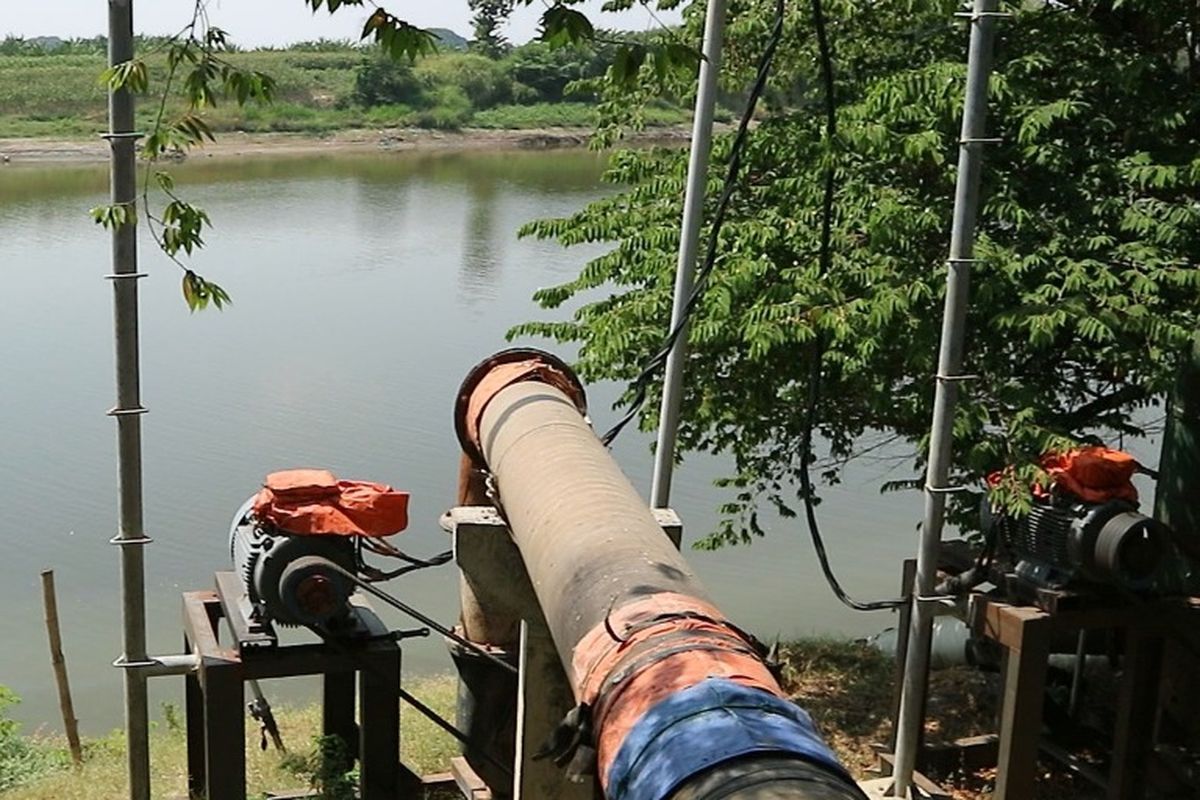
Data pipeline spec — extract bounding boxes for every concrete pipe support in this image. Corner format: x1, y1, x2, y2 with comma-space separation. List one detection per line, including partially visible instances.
456, 349, 864, 800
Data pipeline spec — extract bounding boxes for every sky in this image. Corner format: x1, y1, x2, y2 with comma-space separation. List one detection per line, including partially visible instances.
2, 1, 682, 47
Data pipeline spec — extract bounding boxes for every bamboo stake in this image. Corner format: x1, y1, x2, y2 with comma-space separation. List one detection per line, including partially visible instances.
40, 570, 83, 766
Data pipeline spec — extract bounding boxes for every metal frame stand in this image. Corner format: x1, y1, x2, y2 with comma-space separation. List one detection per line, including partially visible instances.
968, 593, 1198, 800
182, 573, 421, 800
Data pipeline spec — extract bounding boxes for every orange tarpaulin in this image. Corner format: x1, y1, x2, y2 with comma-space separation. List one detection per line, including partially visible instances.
1038, 446, 1139, 504
252, 469, 409, 537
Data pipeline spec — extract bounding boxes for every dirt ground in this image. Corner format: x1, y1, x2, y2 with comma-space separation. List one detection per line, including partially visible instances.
779, 639, 1113, 800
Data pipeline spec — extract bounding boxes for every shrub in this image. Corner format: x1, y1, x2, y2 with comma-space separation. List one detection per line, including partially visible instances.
414, 53, 512, 110
0, 687, 67, 792
352, 52, 426, 108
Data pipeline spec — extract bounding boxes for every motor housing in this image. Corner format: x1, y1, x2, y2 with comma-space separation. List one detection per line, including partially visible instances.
230, 498, 358, 628
999, 497, 1168, 591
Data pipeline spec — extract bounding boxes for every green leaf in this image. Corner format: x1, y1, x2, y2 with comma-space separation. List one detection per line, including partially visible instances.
540, 6, 595, 49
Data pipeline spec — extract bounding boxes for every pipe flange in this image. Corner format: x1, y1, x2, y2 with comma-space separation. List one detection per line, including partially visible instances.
454, 347, 587, 465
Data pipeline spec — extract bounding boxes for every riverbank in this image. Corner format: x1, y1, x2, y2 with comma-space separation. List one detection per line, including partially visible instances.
0, 126, 692, 166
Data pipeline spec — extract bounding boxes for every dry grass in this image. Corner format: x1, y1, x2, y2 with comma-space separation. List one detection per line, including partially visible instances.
3, 676, 458, 800
778, 639, 1108, 800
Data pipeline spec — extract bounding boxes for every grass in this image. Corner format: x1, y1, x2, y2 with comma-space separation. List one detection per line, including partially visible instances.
2, 676, 458, 800
11, 639, 1068, 800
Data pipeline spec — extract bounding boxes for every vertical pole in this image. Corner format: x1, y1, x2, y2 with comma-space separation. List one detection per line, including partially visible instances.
106, 3, 151, 799
650, 0, 728, 508
41, 570, 84, 766
891, 0, 1000, 794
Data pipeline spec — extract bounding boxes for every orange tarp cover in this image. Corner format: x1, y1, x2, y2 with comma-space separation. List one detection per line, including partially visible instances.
1038, 446, 1138, 504
252, 469, 409, 537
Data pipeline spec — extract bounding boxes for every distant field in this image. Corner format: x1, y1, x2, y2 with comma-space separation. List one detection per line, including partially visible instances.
0, 48, 691, 139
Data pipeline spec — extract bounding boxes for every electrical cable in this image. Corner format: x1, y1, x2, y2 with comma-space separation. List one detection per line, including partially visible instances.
323, 560, 520, 676
600, 0, 788, 446
356, 538, 452, 582
796, 0, 904, 612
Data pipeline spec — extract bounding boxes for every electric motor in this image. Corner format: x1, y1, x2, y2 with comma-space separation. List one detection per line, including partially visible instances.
229, 497, 358, 628
998, 497, 1168, 591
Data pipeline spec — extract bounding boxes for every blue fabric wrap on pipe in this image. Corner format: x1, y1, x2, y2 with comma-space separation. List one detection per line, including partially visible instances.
606, 678, 852, 800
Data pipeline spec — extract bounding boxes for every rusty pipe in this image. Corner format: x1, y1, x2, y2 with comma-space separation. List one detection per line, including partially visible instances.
456, 349, 863, 800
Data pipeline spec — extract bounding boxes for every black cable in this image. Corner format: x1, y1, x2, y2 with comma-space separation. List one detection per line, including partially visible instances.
798, 0, 903, 612
324, 560, 521, 676
600, 0, 788, 446
356, 539, 453, 582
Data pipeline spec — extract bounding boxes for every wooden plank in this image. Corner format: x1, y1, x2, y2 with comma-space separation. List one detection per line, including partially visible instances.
992, 606, 1052, 800
514, 621, 598, 800
1107, 630, 1164, 800
888, 559, 918, 754
451, 755, 495, 800
873, 753, 952, 800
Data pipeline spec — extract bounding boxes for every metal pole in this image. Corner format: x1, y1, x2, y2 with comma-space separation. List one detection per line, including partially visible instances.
650, 0, 727, 508
105, 3, 151, 799
891, 0, 1000, 794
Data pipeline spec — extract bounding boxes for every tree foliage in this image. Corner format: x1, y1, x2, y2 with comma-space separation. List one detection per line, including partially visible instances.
513, 0, 1200, 545
469, 0, 517, 58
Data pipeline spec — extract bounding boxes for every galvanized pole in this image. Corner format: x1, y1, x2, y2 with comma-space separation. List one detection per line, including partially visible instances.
105, 2, 152, 799
891, 0, 1000, 795
650, 0, 727, 508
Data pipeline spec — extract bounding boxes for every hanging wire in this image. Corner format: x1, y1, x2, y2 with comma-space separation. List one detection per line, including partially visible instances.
600, 0, 788, 446
355, 537, 452, 582
796, 0, 905, 612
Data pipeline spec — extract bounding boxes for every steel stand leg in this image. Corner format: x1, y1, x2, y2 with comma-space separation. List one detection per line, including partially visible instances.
203, 656, 245, 800
359, 647, 400, 800
185, 638, 206, 799
323, 671, 358, 773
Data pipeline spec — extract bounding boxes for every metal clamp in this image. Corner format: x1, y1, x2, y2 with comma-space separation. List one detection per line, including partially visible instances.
99, 131, 145, 141
103, 272, 148, 281
953, 11, 1013, 20
109, 535, 154, 546
924, 484, 970, 494
935, 373, 980, 383
112, 656, 159, 669
107, 406, 149, 417
960, 137, 1004, 145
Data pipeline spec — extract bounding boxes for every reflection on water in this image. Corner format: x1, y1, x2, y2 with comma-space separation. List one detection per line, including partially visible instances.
0, 149, 924, 733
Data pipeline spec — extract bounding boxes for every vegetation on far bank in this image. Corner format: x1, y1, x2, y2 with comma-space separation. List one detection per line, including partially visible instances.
0, 35, 704, 140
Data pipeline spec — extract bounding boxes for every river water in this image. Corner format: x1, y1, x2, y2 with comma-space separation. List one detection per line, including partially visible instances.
0, 149, 923, 734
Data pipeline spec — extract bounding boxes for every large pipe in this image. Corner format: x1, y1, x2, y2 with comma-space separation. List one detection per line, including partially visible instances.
456, 350, 863, 800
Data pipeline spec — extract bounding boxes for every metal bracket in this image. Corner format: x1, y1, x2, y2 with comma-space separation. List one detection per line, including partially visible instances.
924, 484, 970, 494
935, 373, 980, 383
112, 656, 160, 669
960, 137, 1004, 145
107, 406, 149, 417
99, 131, 145, 141
103, 272, 149, 281
109, 535, 154, 546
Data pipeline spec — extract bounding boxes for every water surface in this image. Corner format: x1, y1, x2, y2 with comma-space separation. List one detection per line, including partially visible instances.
0, 150, 924, 733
